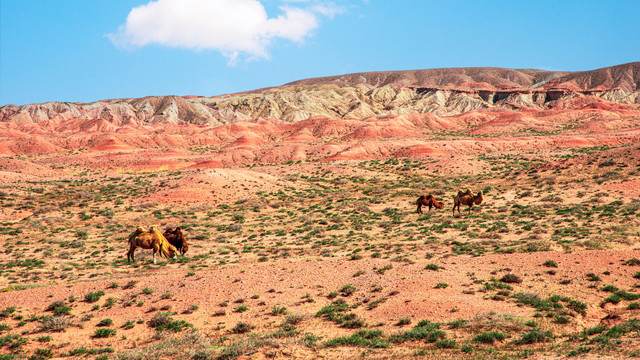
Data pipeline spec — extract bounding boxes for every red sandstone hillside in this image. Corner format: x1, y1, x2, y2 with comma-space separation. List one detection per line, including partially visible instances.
0, 62, 639, 169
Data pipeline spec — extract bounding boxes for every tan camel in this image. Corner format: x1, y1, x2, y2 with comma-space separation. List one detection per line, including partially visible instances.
127, 226, 178, 264
453, 189, 483, 216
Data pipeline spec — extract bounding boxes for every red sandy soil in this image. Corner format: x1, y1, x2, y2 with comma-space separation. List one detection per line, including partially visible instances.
2, 250, 640, 357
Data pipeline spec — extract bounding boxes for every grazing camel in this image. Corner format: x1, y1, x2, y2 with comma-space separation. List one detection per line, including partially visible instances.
453, 189, 483, 216
127, 226, 178, 264
416, 194, 444, 214
163, 227, 189, 255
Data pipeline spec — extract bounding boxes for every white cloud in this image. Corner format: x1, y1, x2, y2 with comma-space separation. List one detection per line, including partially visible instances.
108, 0, 339, 63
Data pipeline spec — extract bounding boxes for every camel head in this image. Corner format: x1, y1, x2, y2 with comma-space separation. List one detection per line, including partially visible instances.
433, 200, 444, 209
162, 241, 178, 259
474, 191, 484, 205
174, 227, 189, 254
168, 245, 178, 259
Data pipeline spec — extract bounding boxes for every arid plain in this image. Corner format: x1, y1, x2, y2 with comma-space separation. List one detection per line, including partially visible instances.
1, 63, 640, 359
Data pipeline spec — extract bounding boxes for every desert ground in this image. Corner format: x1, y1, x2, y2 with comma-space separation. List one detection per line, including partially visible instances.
1, 64, 640, 359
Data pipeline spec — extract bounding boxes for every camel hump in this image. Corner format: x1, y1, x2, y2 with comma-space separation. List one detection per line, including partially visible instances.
457, 189, 472, 197
425, 194, 434, 200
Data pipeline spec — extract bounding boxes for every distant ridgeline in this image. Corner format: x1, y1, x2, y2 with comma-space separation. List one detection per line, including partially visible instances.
1, 62, 638, 127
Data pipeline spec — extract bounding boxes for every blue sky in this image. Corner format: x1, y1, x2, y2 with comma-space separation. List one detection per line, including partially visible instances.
1, 0, 639, 106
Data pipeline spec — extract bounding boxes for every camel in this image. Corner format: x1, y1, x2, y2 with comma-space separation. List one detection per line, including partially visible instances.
416, 194, 444, 214
127, 226, 178, 264
453, 189, 483, 216
163, 227, 189, 255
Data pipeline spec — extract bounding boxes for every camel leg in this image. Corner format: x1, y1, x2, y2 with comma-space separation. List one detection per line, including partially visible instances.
152, 243, 160, 264
127, 244, 135, 263
417, 204, 422, 214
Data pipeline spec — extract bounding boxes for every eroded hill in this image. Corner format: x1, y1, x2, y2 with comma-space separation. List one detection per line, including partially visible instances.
1, 63, 638, 128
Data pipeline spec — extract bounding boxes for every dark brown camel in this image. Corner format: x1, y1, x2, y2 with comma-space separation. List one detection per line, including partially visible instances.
453, 189, 484, 216
163, 227, 189, 255
416, 194, 444, 214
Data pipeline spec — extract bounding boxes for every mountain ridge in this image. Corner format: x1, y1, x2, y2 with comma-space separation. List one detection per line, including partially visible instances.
1, 62, 638, 129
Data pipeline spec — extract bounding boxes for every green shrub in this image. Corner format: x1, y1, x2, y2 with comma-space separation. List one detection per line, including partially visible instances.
0, 307, 16, 319
145, 311, 192, 332
231, 322, 251, 334
461, 344, 473, 353
473, 331, 507, 344
600, 285, 618, 293
36, 335, 51, 343
601, 294, 621, 306
147, 312, 173, 328
324, 330, 388, 348
513, 293, 551, 311
339, 313, 365, 329
122, 320, 135, 329
567, 346, 591, 357
434, 339, 458, 349
447, 319, 467, 329
616, 290, 640, 301
390, 321, 444, 343
271, 306, 287, 316
93, 328, 116, 338
500, 273, 522, 284
339, 284, 357, 296
96, 318, 113, 327
234, 305, 249, 313
162, 320, 192, 332
586, 273, 601, 282
0, 323, 12, 333
567, 299, 588, 316
84, 291, 105, 303
45, 301, 71, 316
513, 329, 554, 345
424, 264, 439, 271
